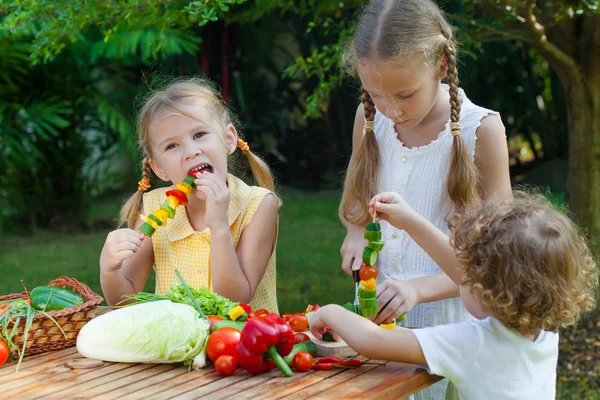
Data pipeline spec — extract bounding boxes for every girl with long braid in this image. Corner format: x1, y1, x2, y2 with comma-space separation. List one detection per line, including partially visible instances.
100, 78, 280, 314
338, 1, 511, 398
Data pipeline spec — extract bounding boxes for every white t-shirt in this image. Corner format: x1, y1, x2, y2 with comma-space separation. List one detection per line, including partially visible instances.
413, 317, 559, 400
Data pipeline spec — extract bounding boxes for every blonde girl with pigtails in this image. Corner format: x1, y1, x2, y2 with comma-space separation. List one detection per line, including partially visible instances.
338, 1, 511, 398
100, 78, 280, 314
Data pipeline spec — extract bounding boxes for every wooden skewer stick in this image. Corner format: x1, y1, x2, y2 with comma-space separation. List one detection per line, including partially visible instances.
373, 196, 378, 223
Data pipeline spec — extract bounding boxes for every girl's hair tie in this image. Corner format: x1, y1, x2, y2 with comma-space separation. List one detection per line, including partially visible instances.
450, 122, 461, 137
138, 177, 151, 192
237, 139, 250, 153
364, 120, 375, 131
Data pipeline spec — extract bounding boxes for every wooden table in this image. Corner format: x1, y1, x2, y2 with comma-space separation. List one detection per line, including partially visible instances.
0, 307, 442, 399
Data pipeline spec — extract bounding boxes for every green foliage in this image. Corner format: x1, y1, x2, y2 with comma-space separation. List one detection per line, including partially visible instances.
0, 0, 247, 63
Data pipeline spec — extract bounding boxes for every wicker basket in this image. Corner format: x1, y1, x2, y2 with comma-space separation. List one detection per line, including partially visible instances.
0, 276, 104, 359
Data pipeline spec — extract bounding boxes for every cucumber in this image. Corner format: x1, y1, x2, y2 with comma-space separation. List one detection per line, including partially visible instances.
362, 248, 378, 266
148, 214, 163, 226
283, 341, 318, 366
342, 302, 361, 314
212, 320, 246, 332
30, 286, 84, 312
322, 331, 335, 342
364, 230, 382, 241
183, 175, 196, 187
358, 287, 376, 298
366, 222, 381, 231
367, 241, 384, 251
139, 222, 155, 237
361, 307, 378, 318
160, 202, 176, 219
359, 297, 378, 309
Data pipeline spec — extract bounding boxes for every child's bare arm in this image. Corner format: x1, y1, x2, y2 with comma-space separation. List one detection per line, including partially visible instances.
372, 194, 462, 285
212, 193, 278, 303
310, 304, 427, 365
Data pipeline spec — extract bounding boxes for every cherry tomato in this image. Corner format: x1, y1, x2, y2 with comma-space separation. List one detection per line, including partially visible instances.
214, 355, 237, 376
283, 314, 293, 322
207, 315, 224, 333
288, 314, 309, 332
254, 308, 269, 317
359, 264, 378, 281
294, 332, 310, 344
0, 339, 8, 367
292, 351, 314, 372
206, 327, 241, 363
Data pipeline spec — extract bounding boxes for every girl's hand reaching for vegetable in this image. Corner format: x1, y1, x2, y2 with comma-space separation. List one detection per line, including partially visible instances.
309, 305, 341, 342
100, 229, 146, 273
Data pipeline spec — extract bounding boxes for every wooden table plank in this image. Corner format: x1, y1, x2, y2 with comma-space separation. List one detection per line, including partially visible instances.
304, 363, 443, 400
120, 369, 224, 400
0, 306, 441, 399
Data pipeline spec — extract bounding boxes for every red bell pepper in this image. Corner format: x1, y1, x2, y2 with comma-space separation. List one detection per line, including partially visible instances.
236, 313, 294, 377
165, 189, 188, 205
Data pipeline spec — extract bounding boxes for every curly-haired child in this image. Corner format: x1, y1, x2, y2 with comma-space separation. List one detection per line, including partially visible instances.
310, 192, 598, 399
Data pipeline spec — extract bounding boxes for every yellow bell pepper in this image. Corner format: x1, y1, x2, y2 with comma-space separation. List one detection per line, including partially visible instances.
176, 183, 193, 196
379, 321, 397, 330
153, 209, 169, 225
228, 305, 246, 321
168, 196, 180, 209
361, 278, 377, 291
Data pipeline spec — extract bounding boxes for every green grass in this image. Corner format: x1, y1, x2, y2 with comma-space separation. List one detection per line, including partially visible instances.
0, 188, 349, 314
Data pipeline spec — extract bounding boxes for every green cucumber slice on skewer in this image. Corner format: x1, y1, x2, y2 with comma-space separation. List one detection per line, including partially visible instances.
362, 247, 378, 266
367, 241, 384, 251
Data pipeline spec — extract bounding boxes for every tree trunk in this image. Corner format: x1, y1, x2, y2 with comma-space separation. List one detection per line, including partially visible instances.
539, 15, 600, 256
563, 72, 600, 255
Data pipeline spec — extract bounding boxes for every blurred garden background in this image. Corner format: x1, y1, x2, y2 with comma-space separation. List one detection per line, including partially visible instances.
0, 1, 598, 397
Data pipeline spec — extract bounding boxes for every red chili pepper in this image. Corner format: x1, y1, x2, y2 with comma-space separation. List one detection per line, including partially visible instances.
237, 313, 295, 377
334, 360, 364, 367
314, 357, 341, 364
165, 189, 188, 205
311, 363, 333, 370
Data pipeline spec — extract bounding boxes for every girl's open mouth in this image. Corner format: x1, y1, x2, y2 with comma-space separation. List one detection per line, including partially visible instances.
189, 164, 214, 175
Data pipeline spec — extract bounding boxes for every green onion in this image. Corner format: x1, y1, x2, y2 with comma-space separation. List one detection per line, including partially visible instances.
0, 299, 66, 372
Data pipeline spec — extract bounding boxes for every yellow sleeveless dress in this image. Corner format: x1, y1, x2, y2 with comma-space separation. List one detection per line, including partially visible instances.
142, 173, 279, 314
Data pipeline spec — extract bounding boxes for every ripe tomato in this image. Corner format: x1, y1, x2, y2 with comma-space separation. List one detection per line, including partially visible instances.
294, 332, 310, 344
292, 351, 314, 372
214, 355, 237, 376
288, 314, 309, 332
359, 264, 378, 281
206, 327, 241, 363
207, 315, 224, 333
0, 338, 8, 367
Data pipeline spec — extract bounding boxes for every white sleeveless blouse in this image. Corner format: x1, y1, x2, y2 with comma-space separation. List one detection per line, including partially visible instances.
373, 85, 500, 329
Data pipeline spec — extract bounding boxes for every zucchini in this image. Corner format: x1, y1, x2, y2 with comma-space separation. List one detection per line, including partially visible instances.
212, 320, 246, 332
283, 340, 317, 366
362, 248, 378, 266
30, 286, 84, 312
183, 175, 196, 187
367, 241, 384, 251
